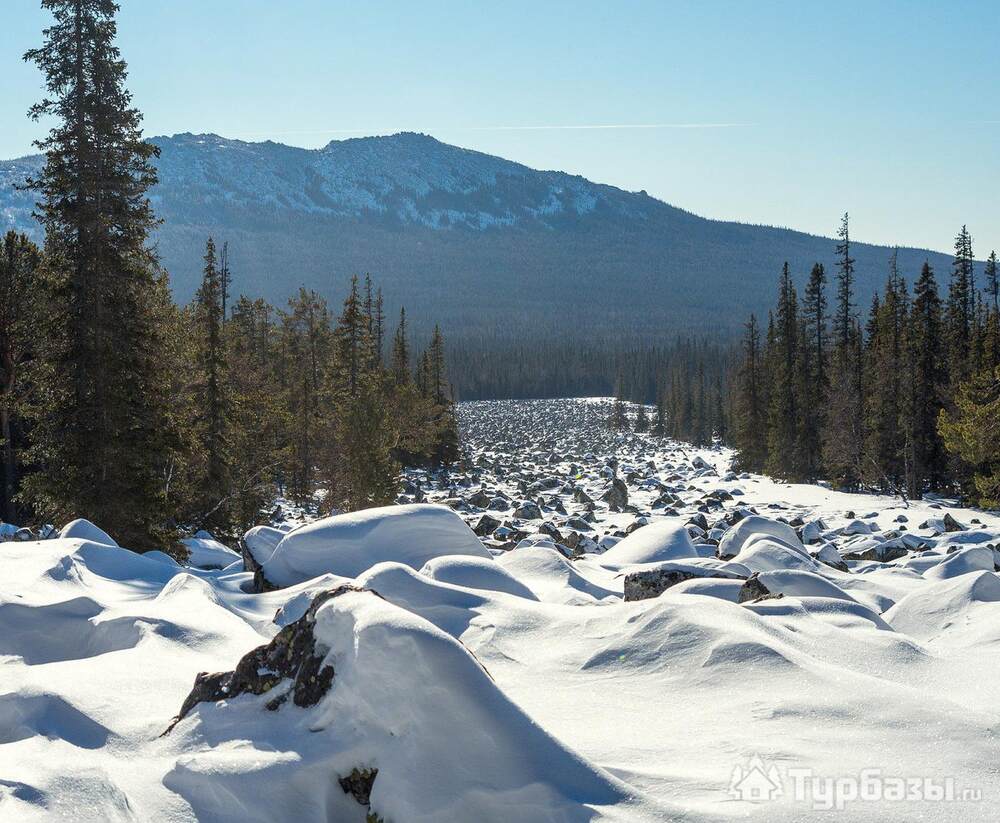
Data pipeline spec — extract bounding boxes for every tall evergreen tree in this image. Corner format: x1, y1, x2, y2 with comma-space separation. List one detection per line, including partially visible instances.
939, 366, 1000, 507
189, 237, 230, 530
823, 215, 863, 489
946, 225, 975, 392
733, 314, 768, 471
862, 252, 909, 491
0, 233, 41, 523
986, 251, 999, 315
390, 308, 411, 385
798, 262, 828, 477
765, 264, 801, 478
21, 0, 176, 546
902, 262, 947, 494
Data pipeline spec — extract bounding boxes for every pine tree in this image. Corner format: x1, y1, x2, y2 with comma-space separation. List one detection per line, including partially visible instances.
939, 366, 1000, 506
226, 296, 287, 530
733, 314, 768, 471
861, 252, 909, 491
610, 395, 629, 431
21, 0, 177, 547
425, 326, 460, 464
651, 393, 667, 437
823, 215, 863, 489
946, 225, 975, 393
765, 264, 800, 479
0, 233, 41, 523
634, 403, 650, 433
986, 251, 999, 315
390, 308, 411, 385
799, 262, 828, 477
902, 262, 946, 494
833, 213, 856, 348
189, 237, 231, 531
281, 289, 332, 504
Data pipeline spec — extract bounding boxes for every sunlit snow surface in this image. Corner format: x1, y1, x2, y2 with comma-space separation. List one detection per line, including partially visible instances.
2, 398, 1000, 822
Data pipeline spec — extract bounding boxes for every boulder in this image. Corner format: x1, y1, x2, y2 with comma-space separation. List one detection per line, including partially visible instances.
599, 477, 629, 512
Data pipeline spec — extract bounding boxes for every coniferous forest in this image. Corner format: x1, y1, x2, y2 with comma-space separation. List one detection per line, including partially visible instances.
0, 0, 458, 547
728, 216, 1000, 506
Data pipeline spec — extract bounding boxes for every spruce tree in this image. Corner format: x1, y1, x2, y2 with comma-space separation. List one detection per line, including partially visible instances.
651, 393, 667, 437
799, 262, 828, 477
22, 0, 176, 546
390, 308, 411, 384
765, 264, 800, 479
226, 296, 287, 530
862, 252, 909, 491
823, 215, 863, 489
634, 402, 650, 433
902, 262, 946, 494
946, 225, 975, 392
0, 233, 41, 523
733, 314, 768, 471
281, 289, 332, 504
986, 251, 999, 315
939, 366, 1000, 506
189, 237, 231, 531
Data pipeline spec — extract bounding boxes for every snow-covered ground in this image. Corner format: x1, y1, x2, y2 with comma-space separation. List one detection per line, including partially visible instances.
2, 398, 999, 821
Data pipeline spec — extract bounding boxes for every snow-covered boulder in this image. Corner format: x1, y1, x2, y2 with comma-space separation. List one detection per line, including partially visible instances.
884, 571, 1000, 647
58, 518, 118, 547
241, 524, 287, 569
181, 535, 241, 569
166, 585, 650, 822
623, 559, 747, 601
731, 534, 820, 574
716, 515, 804, 560
597, 520, 698, 568
922, 547, 995, 581
737, 570, 859, 604
260, 504, 490, 589
420, 554, 539, 601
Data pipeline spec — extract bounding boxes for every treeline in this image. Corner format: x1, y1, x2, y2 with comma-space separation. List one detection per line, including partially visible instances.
597, 345, 734, 446
451, 334, 734, 429
731, 214, 1000, 506
0, 1, 457, 547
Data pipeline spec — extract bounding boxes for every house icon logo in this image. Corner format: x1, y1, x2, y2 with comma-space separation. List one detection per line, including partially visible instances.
728, 754, 784, 802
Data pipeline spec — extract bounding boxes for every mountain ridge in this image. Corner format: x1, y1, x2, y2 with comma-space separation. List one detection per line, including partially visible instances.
0, 132, 968, 339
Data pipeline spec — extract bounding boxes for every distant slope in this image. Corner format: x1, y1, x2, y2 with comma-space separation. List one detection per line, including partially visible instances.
0, 132, 963, 339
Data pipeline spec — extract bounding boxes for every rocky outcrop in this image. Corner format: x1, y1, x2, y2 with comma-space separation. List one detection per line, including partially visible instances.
166, 585, 368, 733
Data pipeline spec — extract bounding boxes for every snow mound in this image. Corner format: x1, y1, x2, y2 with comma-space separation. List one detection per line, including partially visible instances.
884, 571, 1000, 647
167, 587, 658, 822
921, 547, 996, 581
420, 554, 539, 600
717, 515, 803, 560
58, 518, 118, 547
242, 524, 287, 566
497, 546, 620, 604
261, 504, 490, 587
731, 535, 820, 574
597, 520, 697, 567
744, 569, 859, 604
180, 535, 240, 569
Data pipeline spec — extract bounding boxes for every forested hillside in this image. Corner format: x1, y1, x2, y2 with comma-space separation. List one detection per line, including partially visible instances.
1, 132, 968, 349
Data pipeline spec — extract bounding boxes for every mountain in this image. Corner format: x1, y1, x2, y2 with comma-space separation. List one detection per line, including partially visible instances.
0, 132, 963, 340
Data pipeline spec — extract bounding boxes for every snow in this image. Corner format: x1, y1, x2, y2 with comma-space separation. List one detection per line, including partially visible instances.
260, 504, 490, 587
596, 519, 698, 566
180, 535, 241, 569
58, 518, 118, 547
2, 398, 1000, 821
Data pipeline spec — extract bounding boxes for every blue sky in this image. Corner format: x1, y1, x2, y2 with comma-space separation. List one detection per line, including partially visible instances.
2, 0, 998, 255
